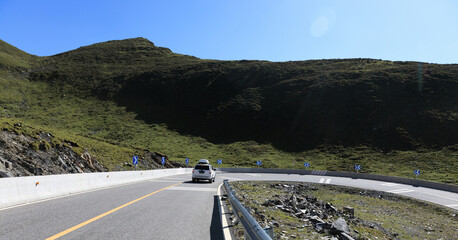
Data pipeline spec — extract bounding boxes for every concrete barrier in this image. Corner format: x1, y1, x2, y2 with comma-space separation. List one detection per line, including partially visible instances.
0, 168, 192, 209
218, 168, 458, 193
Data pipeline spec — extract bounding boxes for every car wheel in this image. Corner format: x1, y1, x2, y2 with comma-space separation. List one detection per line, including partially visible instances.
192, 178, 196, 182
212, 178, 215, 182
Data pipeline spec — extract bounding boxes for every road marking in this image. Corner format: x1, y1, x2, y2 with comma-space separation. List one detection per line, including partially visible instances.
247, 174, 261, 176
218, 184, 233, 240
166, 186, 216, 192
149, 180, 184, 183
381, 183, 400, 187
220, 176, 243, 181
319, 178, 331, 184
45, 182, 182, 240
386, 189, 415, 194
446, 204, 458, 207
421, 192, 458, 202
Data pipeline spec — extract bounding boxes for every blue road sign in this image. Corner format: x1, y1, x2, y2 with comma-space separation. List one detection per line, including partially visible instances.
161, 157, 165, 165
355, 165, 361, 171
185, 158, 189, 164
414, 169, 420, 175
256, 161, 262, 166
217, 159, 222, 164
304, 162, 310, 167
133, 156, 138, 165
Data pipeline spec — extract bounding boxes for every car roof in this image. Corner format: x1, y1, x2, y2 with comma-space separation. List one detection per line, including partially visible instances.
195, 163, 211, 166
198, 159, 210, 163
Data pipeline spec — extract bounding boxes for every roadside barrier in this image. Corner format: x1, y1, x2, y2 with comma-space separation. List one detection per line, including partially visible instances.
0, 168, 192, 209
218, 168, 458, 193
223, 179, 272, 240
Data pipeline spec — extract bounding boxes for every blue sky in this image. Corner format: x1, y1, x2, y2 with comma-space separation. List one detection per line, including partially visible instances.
0, 0, 457, 63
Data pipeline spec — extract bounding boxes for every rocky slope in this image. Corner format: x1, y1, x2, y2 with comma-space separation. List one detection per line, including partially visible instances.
0, 127, 185, 177
0, 129, 106, 177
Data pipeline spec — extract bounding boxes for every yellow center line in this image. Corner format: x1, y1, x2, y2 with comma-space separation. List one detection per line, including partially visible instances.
46, 182, 183, 240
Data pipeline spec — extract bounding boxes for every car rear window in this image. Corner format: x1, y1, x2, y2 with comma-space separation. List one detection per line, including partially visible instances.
194, 165, 210, 170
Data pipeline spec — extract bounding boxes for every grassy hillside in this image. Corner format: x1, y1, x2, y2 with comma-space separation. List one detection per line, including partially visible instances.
0, 38, 456, 183
29, 38, 458, 151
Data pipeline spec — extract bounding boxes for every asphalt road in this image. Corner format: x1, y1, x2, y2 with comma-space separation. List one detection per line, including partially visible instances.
0, 172, 457, 240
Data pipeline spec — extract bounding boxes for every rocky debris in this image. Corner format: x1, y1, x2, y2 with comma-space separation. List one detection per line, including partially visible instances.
254, 182, 402, 240
0, 130, 107, 177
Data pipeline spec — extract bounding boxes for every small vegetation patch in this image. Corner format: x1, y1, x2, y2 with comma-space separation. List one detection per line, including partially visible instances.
231, 181, 457, 240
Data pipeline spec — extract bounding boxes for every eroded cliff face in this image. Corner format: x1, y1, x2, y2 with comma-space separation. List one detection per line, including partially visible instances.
0, 130, 106, 177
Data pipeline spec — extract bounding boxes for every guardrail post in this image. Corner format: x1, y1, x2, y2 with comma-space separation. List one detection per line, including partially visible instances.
263, 226, 274, 238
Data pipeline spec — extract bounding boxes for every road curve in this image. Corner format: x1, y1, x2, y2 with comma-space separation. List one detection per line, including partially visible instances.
0, 172, 456, 240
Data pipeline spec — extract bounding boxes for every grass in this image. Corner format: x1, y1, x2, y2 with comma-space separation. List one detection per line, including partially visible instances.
232, 181, 458, 240
1, 67, 457, 182
0, 38, 456, 183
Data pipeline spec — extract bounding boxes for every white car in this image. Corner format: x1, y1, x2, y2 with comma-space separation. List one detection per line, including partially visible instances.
192, 159, 216, 183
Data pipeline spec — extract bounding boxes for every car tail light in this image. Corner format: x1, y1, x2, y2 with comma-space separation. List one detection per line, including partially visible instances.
192, 169, 194, 173
209, 170, 212, 174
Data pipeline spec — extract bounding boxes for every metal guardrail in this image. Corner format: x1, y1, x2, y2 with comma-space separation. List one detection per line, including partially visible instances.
223, 179, 272, 240
218, 168, 458, 193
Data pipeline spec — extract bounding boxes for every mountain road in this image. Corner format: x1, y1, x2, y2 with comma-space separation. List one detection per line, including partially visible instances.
0, 172, 457, 239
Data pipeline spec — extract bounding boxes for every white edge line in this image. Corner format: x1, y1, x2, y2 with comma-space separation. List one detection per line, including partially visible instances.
421, 191, 458, 202
218, 183, 233, 240
381, 183, 399, 186
389, 190, 415, 194
0, 175, 189, 211
386, 188, 409, 193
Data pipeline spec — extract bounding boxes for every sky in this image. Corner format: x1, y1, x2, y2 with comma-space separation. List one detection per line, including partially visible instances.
0, 0, 457, 63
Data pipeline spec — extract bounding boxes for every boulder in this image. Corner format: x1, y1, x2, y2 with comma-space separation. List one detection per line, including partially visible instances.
331, 217, 350, 235
343, 206, 354, 218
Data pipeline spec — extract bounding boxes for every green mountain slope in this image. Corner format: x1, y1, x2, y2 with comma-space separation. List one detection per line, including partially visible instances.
30, 38, 457, 151
0, 38, 457, 183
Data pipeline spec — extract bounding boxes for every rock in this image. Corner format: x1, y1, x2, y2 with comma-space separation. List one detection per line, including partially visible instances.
0, 170, 13, 178
343, 206, 354, 218
315, 222, 331, 232
290, 194, 298, 210
326, 202, 337, 213
340, 233, 355, 240
81, 151, 95, 169
270, 221, 280, 227
331, 218, 350, 235
294, 211, 306, 218
425, 226, 435, 232
309, 216, 325, 224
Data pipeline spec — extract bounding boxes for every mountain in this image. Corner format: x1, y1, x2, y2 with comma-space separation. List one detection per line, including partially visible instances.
29, 38, 457, 151
0, 38, 456, 182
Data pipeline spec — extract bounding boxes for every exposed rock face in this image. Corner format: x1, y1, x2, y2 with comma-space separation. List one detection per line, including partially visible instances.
0, 130, 106, 177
